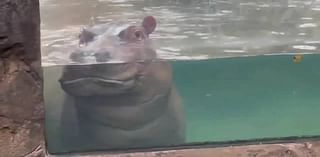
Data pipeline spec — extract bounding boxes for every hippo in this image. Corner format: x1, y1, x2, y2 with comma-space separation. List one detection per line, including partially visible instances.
58, 16, 186, 152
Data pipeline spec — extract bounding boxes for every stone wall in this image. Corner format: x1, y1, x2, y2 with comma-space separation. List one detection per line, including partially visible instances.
0, 0, 44, 156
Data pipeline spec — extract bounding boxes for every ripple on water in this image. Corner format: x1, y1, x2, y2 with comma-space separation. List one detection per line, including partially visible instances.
40, 0, 320, 66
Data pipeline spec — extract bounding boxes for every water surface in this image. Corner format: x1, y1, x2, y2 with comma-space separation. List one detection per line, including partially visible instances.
40, 0, 320, 66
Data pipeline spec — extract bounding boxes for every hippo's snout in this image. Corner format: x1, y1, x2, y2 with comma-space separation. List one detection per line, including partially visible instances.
69, 48, 112, 64
59, 62, 146, 96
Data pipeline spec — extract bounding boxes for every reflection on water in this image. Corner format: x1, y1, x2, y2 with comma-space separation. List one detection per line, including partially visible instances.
41, 0, 320, 66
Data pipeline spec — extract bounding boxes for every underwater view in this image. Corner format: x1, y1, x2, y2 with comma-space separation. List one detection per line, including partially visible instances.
41, 0, 320, 154
44, 54, 320, 154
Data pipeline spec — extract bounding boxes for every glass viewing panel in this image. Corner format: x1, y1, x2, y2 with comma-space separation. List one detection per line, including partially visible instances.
41, 0, 320, 154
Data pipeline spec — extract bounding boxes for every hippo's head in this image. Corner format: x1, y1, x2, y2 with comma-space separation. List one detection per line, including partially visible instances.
59, 16, 166, 97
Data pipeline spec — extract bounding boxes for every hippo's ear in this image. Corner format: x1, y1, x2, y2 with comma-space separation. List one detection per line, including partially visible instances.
142, 16, 157, 35
118, 29, 126, 39
79, 28, 96, 45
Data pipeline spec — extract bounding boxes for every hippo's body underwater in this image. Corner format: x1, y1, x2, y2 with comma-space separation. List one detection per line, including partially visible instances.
58, 16, 186, 151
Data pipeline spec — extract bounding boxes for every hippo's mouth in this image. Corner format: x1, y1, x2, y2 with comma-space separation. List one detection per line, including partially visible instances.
59, 76, 138, 96
61, 77, 135, 87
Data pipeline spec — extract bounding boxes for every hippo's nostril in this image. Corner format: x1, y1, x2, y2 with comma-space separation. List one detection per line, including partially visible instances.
95, 51, 111, 62
70, 50, 86, 63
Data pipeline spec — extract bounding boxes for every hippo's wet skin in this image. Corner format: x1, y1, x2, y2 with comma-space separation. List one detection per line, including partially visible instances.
58, 16, 186, 151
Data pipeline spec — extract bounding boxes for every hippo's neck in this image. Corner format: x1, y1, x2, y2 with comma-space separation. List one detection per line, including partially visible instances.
73, 89, 172, 131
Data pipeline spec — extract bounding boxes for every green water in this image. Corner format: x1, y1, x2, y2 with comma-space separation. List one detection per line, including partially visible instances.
172, 54, 320, 143
44, 54, 320, 153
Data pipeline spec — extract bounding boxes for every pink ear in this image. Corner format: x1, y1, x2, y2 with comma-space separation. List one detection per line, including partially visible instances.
142, 16, 157, 35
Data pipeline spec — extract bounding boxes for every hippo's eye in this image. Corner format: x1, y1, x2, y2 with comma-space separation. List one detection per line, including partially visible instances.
134, 31, 143, 39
